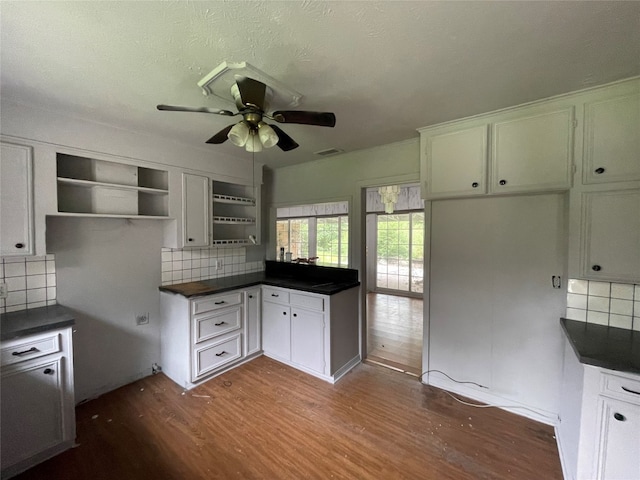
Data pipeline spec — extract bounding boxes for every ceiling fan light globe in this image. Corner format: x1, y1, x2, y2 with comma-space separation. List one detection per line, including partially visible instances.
245, 134, 263, 152
228, 122, 250, 147
258, 122, 279, 149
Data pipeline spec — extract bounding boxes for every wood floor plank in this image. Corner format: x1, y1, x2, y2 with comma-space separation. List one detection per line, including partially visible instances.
14, 356, 562, 480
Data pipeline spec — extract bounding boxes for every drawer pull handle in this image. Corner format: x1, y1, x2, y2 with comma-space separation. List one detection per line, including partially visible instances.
471, 182, 479, 188
15, 243, 25, 249
613, 412, 626, 422
271, 294, 279, 297
594, 167, 605, 174
215, 351, 227, 357
621, 386, 640, 396
214, 301, 226, 305
12, 347, 39, 356
214, 321, 227, 326
43, 368, 54, 375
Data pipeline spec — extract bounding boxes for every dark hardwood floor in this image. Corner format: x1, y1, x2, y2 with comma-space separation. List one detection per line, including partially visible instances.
15, 356, 562, 480
367, 292, 423, 374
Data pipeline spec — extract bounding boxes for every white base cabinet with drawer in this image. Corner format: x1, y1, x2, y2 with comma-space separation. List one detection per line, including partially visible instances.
0, 328, 76, 479
557, 339, 640, 480
262, 285, 360, 383
160, 289, 261, 390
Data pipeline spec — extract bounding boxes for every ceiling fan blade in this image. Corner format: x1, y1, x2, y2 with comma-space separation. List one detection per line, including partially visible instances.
206, 124, 235, 144
270, 124, 299, 151
271, 111, 336, 127
157, 104, 236, 116
235, 76, 267, 110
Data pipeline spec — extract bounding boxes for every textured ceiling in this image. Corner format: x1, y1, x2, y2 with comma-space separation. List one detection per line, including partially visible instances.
1, 1, 639, 169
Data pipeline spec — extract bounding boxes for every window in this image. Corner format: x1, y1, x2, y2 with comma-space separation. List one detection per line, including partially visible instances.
316, 216, 349, 267
276, 201, 349, 268
276, 218, 309, 259
376, 212, 424, 293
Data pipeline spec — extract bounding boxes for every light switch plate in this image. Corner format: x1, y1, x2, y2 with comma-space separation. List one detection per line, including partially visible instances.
0, 283, 8, 299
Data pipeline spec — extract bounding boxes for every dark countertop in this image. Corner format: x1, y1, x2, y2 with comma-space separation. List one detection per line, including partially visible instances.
159, 262, 361, 298
561, 318, 640, 375
1, 304, 75, 341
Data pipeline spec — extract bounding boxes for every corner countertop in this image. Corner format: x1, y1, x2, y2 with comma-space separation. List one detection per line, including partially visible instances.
1, 304, 76, 341
159, 261, 361, 298
560, 318, 640, 375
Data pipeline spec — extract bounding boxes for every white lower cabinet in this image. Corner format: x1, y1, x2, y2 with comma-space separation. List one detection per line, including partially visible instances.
291, 307, 326, 375
244, 287, 261, 357
160, 288, 261, 390
0, 328, 75, 479
558, 342, 640, 480
261, 285, 360, 383
596, 396, 640, 479
261, 300, 291, 363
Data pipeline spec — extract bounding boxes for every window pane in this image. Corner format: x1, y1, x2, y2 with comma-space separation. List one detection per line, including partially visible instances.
276, 220, 289, 257
317, 216, 341, 267
411, 212, 425, 293
289, 219, 309, 259
340, 216, 349, 267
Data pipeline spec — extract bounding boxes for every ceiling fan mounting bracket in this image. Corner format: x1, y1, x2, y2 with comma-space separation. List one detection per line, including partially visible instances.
198, 61, 303, 109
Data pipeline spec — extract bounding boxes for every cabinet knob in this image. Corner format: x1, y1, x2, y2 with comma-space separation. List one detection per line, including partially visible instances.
592, 265, 602, 272
43, 368, 54, 375
471, 182, 479, 188
499, 180, 507, 186
187, 238, 194, 242
613, 412, 626, 422
283, 311, 287, 315
15, 243, 24, 249
248, 295, 253, 299
594, 167, 605, 174
293, 313, 297, 317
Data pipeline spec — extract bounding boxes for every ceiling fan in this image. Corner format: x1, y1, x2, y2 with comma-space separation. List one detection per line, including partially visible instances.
157, 76, 336, 152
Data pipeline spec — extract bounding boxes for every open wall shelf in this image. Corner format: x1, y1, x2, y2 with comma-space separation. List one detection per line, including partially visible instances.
211, 181, 259, 245
56, 153, 169, 217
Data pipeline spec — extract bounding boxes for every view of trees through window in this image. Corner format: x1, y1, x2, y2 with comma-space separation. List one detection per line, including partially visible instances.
376, 212, 424, 293
277, 216, 348, 268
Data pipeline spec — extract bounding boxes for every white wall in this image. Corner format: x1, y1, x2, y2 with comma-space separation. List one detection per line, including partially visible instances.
46, 217, 163, 403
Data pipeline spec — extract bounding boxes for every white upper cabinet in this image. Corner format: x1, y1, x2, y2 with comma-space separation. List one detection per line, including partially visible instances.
580, 189, 640, 283
0, 142, 34, 256
182, 173, 210, 247
423, 125, 488, 198
491, 107, 574, 193
420, 104, 574, 199
583, 93, 640, 185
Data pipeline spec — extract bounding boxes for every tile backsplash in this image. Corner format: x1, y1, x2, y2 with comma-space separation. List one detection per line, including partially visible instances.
566, 279, 640, 331
161, 247, 263, 286
0, 255, 57, 315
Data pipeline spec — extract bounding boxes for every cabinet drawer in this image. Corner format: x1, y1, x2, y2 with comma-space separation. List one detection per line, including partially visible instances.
193, 305, 242, 344
1, 333, 61, 367
192, 333, 242, 380
601, 371, 640, 404
263, 287, 289, 304
290, 292, 324, 312
192, 292, 243, 315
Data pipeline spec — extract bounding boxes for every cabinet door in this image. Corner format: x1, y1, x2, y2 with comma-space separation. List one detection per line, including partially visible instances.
245, 288, 261, 356
492, 108, 573, 193
182, 173, 209, 247
0, 142, 34, 256
262, 301, 290, 362
291, 307, 325, 375
581, 189, 640, 283
584, 93, 640, 184
596, 397, 640, 480
1, 358, 64, 468
424, 125, 488, 198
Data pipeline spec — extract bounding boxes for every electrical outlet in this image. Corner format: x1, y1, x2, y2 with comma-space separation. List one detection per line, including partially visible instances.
135, 313, 149, 326
215, 259, 223, 270
0, 283, 8, 300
